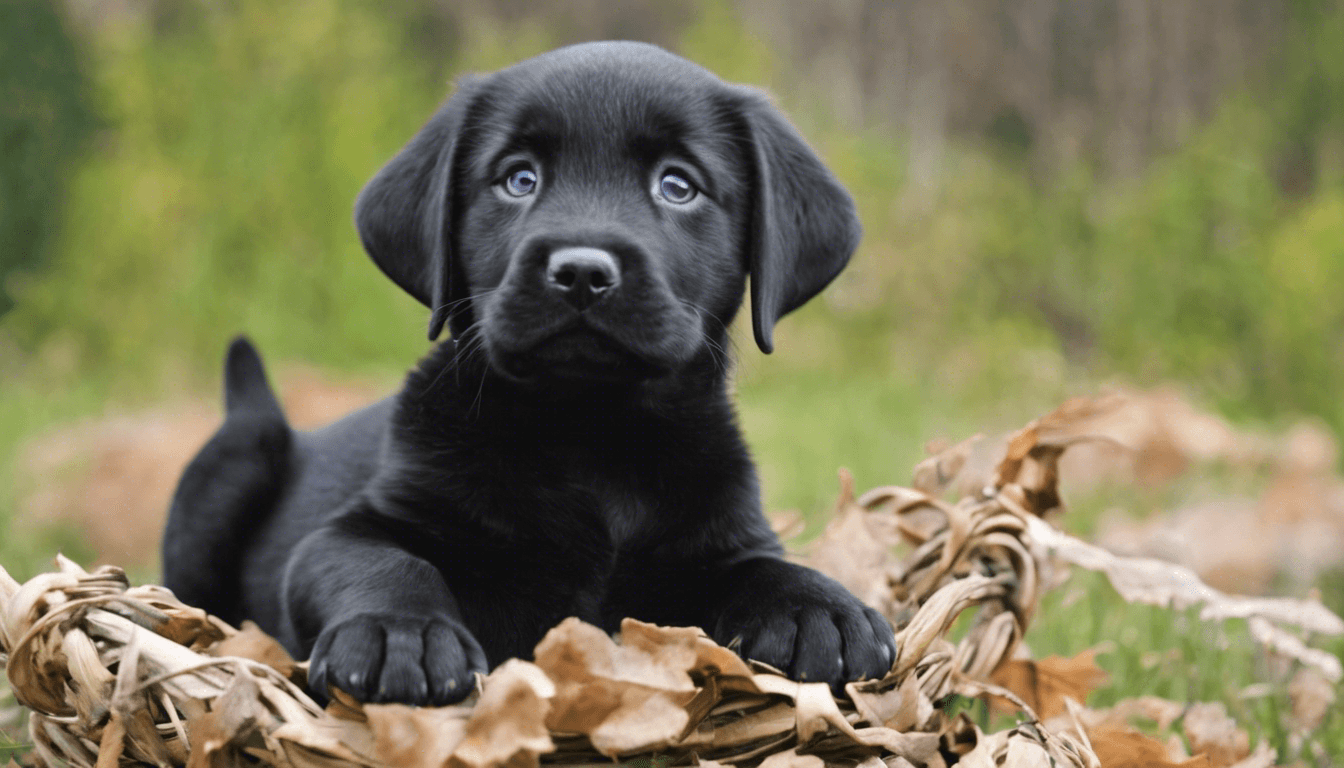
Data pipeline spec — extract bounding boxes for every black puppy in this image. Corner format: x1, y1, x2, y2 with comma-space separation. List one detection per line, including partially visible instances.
162, 41, 895, 706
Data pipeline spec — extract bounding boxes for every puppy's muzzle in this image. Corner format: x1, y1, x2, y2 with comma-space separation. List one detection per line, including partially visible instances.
546, 247, 621, 311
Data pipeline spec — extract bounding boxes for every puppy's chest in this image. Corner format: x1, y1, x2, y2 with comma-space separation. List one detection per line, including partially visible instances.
586, 476, 656, 551
478, 416, 681, 550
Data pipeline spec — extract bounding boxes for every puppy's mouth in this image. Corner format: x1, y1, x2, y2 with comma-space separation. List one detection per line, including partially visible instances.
492, 326, 668, 384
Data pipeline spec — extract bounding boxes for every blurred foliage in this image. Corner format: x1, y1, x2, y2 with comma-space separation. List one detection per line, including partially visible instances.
0, 0, 1341, 514
0, 0, 95, 315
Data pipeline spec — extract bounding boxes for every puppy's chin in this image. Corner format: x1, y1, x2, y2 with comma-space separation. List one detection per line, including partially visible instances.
487, 329, 671, 386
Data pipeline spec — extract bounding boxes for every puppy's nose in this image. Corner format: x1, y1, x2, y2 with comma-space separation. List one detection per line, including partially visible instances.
546, 247, 621, 311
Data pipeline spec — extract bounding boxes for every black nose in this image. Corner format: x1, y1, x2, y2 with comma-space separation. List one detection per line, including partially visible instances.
546, 247, 621, 310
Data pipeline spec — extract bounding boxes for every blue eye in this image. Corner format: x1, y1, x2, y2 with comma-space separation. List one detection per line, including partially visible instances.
504, 167, 538, 197
658, 172, 697, 204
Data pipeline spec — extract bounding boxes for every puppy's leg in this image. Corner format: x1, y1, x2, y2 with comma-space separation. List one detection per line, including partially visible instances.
283, 512, 487, 706
616, 544, 895, 692
707, 557, 896, 692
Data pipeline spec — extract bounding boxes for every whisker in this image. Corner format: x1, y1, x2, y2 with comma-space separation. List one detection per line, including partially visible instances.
678, 299, 734, 374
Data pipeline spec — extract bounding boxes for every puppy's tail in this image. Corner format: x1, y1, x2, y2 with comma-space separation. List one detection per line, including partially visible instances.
162, 336, 291, 624
224, 335, 287, 422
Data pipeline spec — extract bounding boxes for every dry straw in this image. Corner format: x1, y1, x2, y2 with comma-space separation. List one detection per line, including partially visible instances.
2, 394, 1339, 768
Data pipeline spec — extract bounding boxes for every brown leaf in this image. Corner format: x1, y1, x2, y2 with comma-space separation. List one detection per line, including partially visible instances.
1287, 666, 1336, 734
847, 673, 932, 732
1226, 742, 1276, 768
268, 713, 379, 766
1246, 617, 1343, 682
690, 635, 755, 681
1181, 703, 1249, 768
757, 749, 824, 768
535, 618, 695, 695
588, 691, 692, 756
988, 649, 1108, 719
184, 670, 269, 768
94, 708, 126, 768
1088, 725, 1210, 768
62, 627, 116, 725
792, 680, 850, 744
323, 688, 370, 723
152, 598, 229, 651
769, 511, 806, 542
616, 620, 701, 672
1025, 514, 1344, 681
0, 566, 20, 607
449, 659, 554, 768
856, 484, 945, 547
363, 704, 470, 768
532, 618, 696, 756
996, 424, 1040, 489
911, 435, 981, 496
1074, 695, 1185, 732
212, 621, 299, 681
111, 632, 182, 767
801, 488, 899, 613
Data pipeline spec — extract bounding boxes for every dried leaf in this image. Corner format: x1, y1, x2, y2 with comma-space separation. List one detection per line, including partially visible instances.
1002, 735, 1053, 768
1088, 725, 1211, 768
93, 708, 126, 768
690, 635, 755, 681
768, 511, 806, 542
184, 668, 269, 768
847, 672, 931, 732
616, 620, 701, 672
448, 659, 554, 768
533, 618, 695, 756
757, 749, 824, 768
1246, 617, 1343, 682
1226, 742, 1277, 768
1073, 695, 1185, 732
1025, 514, 1344, 680
803, 471, 901, 612
587, 691, 690, 756
363, 704, 470, 768
1182, 703, 1249, 768
911, 435, 981, 496
988, 649, 1108, 719
535, 618, 695, 695
211, 621, 299, 681
1287, 667, 1335, 734
269, 713, 378, 765
0, 566, 20, 607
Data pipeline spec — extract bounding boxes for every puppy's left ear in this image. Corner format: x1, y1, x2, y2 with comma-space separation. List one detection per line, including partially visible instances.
355, 76, 484, 341
735, 88, 861, 353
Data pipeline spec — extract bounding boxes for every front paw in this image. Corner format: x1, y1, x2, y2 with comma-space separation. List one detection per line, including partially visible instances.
308, 613, 487, 706
716, 565, 896, 693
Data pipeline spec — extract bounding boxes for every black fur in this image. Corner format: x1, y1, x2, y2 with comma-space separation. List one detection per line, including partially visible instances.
162, 41, 891, 706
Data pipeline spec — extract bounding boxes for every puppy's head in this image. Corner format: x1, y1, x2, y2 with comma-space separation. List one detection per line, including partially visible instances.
356, 41, 859, 384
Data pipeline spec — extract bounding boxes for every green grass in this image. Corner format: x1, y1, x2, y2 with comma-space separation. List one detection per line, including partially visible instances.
1027, 570, 1344, 761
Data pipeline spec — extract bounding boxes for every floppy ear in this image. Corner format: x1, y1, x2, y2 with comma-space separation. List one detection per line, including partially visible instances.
735, 88, 862, 353
354, 76, 484, 341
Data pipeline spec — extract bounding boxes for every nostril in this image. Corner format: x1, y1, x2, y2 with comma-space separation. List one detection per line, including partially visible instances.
553, 267, 577, 289
589, 270, 611, 291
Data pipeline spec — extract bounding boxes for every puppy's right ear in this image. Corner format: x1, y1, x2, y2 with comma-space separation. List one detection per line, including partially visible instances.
355, 76, 483, 341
